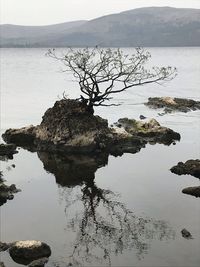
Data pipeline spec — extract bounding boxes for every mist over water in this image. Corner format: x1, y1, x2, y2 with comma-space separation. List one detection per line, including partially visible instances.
0, 47, 200, 267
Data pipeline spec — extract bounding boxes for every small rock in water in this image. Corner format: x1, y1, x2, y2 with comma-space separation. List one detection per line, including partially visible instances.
181, 228, 193, 239
9, 240, 51, 265
0, 181, 21, 206
139, 115, 146, 120
170, 159, 200, 178
0, 143, 17, 156
0, 262, 6, 267
182, 186, 200, 198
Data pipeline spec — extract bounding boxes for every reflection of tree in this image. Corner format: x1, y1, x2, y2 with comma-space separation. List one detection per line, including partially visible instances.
60, 180, 175, 266
38, 152, 175, 266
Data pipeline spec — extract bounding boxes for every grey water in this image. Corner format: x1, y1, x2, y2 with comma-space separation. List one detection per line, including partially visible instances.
0, 47, 200, 267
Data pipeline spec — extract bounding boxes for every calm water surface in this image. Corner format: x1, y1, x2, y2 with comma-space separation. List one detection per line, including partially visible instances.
0, 48, 200, 266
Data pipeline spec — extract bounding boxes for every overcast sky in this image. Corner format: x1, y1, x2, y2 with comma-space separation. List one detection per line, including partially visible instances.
0, 0, 200, 25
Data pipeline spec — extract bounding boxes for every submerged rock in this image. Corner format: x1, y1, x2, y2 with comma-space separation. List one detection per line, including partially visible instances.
9, 240, 51, 265
2, 99, 180, 155
170, 159, 200, 178
181, 229, 193, 239
145, 97, 200, 114
182, 186, 200, 198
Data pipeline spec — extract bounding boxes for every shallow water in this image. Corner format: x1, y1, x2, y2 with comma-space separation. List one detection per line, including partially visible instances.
0, 48, 200, 266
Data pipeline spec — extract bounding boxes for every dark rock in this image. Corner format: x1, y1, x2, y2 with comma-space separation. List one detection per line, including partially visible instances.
139, 115, 146, 120
181, 229, 193, 239
0, 143, 18, 160
0, 174, 21, 206
145, 97, 200, 114
28, 257, 49, 267
0, 262, 6, 267
0, 242, 11, 252
182, 186, 200, 198
2, 126, 36, 146
170, 159, 200, 178
9, 240, 51, 265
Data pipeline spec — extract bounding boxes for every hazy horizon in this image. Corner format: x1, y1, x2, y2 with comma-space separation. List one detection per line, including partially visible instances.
1, 0, 200, 26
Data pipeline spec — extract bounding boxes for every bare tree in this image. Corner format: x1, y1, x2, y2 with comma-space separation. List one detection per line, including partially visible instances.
47, 47, 177, 114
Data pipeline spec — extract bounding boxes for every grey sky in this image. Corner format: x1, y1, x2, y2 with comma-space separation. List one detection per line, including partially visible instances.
0, 0, 200, 25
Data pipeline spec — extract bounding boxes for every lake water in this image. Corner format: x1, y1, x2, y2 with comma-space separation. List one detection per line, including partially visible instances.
0, 48, 200, 267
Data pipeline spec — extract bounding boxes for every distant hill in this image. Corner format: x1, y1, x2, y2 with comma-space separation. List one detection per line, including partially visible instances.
1, 7, 200, 47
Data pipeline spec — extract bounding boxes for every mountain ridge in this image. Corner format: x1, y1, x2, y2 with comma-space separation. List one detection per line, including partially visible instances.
1, 7, 200, 47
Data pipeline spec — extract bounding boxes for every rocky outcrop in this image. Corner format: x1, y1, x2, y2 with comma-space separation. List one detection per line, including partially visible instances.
114, 118, 180, 145
9, 240, 51, 265
0, 172, 21, 206
182, 186, 200, 198
181, 229, 193, 239
170, 159, 200, 178
0, 143, 18, 160
145, 97, 200, 114
2, 99, 112, 153
2, 99, 180, 155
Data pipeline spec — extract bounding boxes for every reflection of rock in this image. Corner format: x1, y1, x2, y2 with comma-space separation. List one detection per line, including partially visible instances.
37, 151, 108, 187
9, 240, 51, 266
0, 173, 21, 206
170, 159, 200, 178
145, 97, 200, 114
182, 186, 200, 198
181, 229, 193, 239
28, 257, 49, 267
2, 99, 180, 155
0, 143, 18, 160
